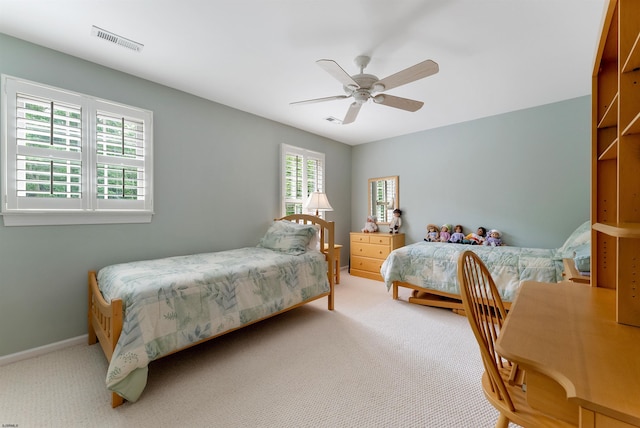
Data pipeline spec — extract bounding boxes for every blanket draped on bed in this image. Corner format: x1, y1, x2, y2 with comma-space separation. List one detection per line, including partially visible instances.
97, 247, 330, 402
381, 242, 564, 302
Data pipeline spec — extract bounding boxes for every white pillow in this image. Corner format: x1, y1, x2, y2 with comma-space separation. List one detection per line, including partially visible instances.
257, 220, 317, 255
307, 224, 321, 252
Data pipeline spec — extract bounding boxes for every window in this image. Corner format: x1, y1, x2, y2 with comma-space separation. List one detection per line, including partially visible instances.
1, 75, 153, 226
280, 144, 326, 217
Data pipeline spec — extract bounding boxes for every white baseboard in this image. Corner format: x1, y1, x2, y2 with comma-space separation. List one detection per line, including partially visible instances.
0, 334, 88, 366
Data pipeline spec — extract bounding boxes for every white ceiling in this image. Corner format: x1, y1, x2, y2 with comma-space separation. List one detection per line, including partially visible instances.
0, 0, 607, 145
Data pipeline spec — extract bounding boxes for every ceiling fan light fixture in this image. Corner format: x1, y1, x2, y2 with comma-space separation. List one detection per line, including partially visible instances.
373, 94, 385, 103
353, 90, 370, 104
372, 83, 385, 93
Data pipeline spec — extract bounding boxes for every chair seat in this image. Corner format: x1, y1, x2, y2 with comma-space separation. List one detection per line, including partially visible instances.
481, 368, 575, 428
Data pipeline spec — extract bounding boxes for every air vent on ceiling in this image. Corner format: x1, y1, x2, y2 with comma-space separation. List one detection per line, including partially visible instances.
91, 26, 144, 52
324, 116, 343, 124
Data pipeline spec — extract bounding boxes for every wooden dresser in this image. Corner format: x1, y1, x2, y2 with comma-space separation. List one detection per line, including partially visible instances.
350, 232, 405, 281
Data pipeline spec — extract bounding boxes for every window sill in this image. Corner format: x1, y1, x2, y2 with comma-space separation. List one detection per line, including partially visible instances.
1, 211, 153, 226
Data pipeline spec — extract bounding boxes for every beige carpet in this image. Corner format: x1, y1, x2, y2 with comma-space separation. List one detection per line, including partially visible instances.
0, 272, 500, 427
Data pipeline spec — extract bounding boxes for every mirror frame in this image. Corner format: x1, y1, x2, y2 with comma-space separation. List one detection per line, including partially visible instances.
368, 176, 399, 225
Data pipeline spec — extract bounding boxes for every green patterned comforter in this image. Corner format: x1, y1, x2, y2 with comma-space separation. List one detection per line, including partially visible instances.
97, 247, 330, 402
381, 242, 563, 302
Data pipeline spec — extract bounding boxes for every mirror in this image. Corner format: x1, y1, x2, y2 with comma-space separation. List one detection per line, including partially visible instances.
368, 176, 399, 225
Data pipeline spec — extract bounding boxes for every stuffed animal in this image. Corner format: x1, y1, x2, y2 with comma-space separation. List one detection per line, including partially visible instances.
424, 224, 439, 242
449, 225, 465, 243
463, 227, 487, 245
389, 209, 402, 234
362, 216, 378, 233
439, 224, 452, 242
484, 229, 503, 247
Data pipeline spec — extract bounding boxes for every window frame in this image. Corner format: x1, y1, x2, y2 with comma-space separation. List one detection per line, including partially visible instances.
1, 75, 153, 226
280, 144, 326, 217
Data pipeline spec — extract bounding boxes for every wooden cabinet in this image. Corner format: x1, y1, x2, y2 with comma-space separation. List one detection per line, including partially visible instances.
592, 0, 640, 326
350, 232, 405, 281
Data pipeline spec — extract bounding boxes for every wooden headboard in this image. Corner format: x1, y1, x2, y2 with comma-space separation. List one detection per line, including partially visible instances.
276, 214, 335, 308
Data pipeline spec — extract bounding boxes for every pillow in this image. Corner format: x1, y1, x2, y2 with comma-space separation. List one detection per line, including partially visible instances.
307, 224, 321, 251
557, 220, 591, 259
573, 242, 591, 272
257, 221, 317, 255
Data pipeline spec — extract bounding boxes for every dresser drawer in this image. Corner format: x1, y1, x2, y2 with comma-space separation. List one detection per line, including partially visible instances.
352, 242, 391, 260
368, 235, 391, 246
351, 256, 384, 274
351, 234, 371, 244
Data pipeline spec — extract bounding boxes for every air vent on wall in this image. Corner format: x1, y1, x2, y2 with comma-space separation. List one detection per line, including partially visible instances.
91, 26, 144, 52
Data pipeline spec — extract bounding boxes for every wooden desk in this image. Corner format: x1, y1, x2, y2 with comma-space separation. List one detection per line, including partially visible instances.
496, 282, 640, 427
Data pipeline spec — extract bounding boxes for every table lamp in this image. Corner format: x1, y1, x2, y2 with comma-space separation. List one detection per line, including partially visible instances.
304, 191, 333, 216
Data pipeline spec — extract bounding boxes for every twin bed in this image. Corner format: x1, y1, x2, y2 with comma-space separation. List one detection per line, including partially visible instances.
88, 214, 335, 407
381, 221, 591, 312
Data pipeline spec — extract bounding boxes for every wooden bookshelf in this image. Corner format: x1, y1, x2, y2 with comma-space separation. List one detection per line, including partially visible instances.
592, 0, 640, 326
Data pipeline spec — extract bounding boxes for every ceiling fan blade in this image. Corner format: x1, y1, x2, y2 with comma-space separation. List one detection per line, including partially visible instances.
316, 59, 359, 89
290, 95, 349, 106
342, 102, 362, 124
373, 94, 424, 112
374, 59, 439, 92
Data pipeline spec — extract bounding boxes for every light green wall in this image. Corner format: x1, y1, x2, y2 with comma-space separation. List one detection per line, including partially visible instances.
351, 97, 591, 248
0, 32, 591, 357
0, 33, 352, 356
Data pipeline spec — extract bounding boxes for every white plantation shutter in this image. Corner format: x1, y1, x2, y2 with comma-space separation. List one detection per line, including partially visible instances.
94, 106, 150, 210
1, 75, 153, 225
10, 89, 85, 210
281, 144, 325, 216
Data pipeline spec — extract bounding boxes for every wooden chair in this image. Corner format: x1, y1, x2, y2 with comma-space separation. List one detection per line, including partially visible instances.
457, 250, 575, 428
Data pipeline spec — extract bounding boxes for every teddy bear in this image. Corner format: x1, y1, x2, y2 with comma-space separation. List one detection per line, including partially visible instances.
361, 215, 378, 233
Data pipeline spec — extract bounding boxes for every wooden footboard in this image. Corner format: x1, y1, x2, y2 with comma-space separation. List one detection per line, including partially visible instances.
88, 270, 124, 407
393, 281, 511, 314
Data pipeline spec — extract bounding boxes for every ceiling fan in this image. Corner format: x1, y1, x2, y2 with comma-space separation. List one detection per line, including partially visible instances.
291, 55, 439, 124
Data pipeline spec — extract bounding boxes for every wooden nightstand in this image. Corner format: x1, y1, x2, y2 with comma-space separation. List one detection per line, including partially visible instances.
323, 243, 343, 284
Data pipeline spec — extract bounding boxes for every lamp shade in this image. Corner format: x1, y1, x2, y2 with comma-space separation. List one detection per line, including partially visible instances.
304, 191, 333, 216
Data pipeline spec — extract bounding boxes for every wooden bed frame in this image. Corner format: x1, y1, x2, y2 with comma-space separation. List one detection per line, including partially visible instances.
393, 257, 589, 313
88, 214, 335, 407
392, 281, 512, 315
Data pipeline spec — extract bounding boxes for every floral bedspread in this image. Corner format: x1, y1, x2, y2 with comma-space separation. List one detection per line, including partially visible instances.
380, 242, 563, 302
97, 247, 330, 402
